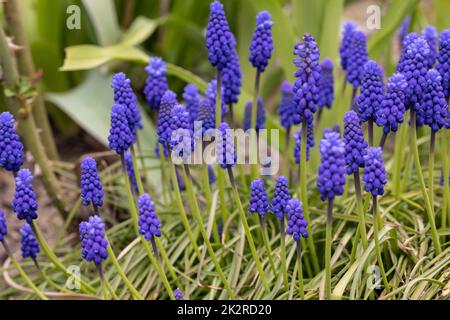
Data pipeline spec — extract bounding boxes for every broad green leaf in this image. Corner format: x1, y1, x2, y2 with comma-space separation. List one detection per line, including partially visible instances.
59, 44, 148, 71
46, 70, 155, 148
121, 16, 165, 46
82, 0, 122, 45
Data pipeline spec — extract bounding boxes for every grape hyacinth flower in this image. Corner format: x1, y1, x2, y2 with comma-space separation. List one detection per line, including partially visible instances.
206, 0, 235, 71
249, 11, 274, 73
157, 90, 178, 145
286, 198, 308, 241
108, 104, 134, 155
292, 34, 321, 126
20, 224, 40, 260
317, 131, 346, 201
0, 210, 7, 242
285, 197, 308, 298
318, 58, 335, 111
339, 21, 356, 72
168, 105, 195, 161
271, 176, 291, 220
396, 33, 430, 110
144, 57, 169, 110
363, 147, 387, 197
137, 194, 162, 241
344, 110, 368, 175
362, 147, 389, 290
243, 97, 266, 132
422, 25, 438, 69
417, 69, 448, 132
216, 122, 236, 169
248, 178, 276, 274
183, 84, 201, 123
356, 60, 384, 146
376, 73, 408, 147
293, 125, 314, 164
0, 112, 24, 172
80, 157, 104, 209
79, 215, 108, 265
346, 30, 368, 91
279, 81, 295, 130
13, 169, 38, 223
111, 72, 142, 139
248, 178, 270, 217
418, 69, 449, 220
125, 152, 139, 195
317, 130, 346, 299
174, 288, 183, 300
437, 29, 450, 99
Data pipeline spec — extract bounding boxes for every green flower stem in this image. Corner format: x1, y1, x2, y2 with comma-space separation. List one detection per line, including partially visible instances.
181, 164, 235, 299
250, 70, 261, 180
325, 199, 333, 300
227, 167, 270, 293
166, 155, 202, 261
136, 136, 151, 191
158, 144, 173, 205
3, 0, 59, 161
130, 145, 145, 195
217, 163, 229, 229
368, 119, 374, 146
97, 264, 118, 299
393, 122, 408, 197
299, 119, 320, 274
120, 154, 175, 300
441, 130, 449, 229
410, 110, 441, 255
379, 132, 388, 149
201, 163, 213, 206
33, 259, 73, 294
354, 171, 368, 250
259, 215, 277, 276
372, 196, 390, 292
279, 219, 289, 291
237, 164, 249, 193
0, 26, 68, 217
296, 239, 305, 299
30, 221, 96, 294
428, 131, 436, 212
1, 240, 48, 300
284, 126, 291, 178
105, 238, 143, 300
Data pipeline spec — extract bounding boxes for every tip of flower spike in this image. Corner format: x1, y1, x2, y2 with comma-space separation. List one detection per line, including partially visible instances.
344, 110, 360, 124
363, 60, 383, 76
17, 168, 33, 184
250, 178, 264, 190
342, 21, 356, 32
256, 10, 272, 26
81, 156, 96, 169
405, 35, 430, 58
366, 146, 383, 160
111, 72, 128, 85
172, 104, 187, 115
183, 84, 198, 96
218, 122, 230, 131
275, 176, 288, 184
0, 111, 14, 125
422, 25, 438, 41
387, 73, 407, 91
145, 57, 167, 76
210, 0, 223, 11
320, 58, 333, 71
160, 90, 177, 107
281, 81, 292, 93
